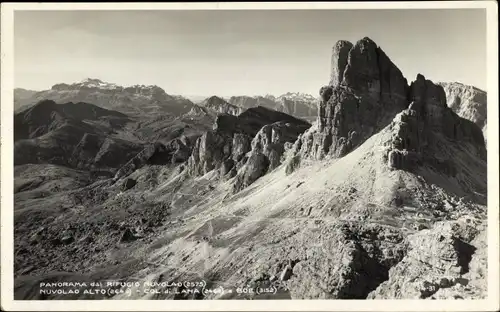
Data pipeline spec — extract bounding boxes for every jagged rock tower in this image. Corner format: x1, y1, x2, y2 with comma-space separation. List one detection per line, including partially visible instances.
288, 37, 485, 175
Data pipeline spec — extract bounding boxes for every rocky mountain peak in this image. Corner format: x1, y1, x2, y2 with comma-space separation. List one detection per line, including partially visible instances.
51, 78, 120, 91
292, 37, 410, 161
288, 37, 485, 174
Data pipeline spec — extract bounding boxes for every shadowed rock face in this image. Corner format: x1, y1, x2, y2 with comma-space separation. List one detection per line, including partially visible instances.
188, 106, 311, 189
288, 37, 486, 174
201, 96, 242, 116
232, 121, 310, 193
385, 74, 486, 172
408, 75, 485, 147
214, 106, 310, 137
232, 152, 270, 193
293, 37, 410, 161
228, 95, 318, 120
438, 82, 487, 141
330, 40, 354, 87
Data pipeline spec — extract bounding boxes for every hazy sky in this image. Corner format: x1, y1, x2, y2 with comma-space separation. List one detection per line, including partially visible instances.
14, 9, 487, 96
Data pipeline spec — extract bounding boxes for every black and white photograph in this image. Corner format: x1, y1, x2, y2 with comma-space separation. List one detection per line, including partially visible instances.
1, 2, 498, 311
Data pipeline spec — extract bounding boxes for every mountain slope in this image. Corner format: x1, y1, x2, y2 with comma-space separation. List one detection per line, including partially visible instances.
13, 110, 486, 299
14, 88, 38, 110
14, 100, 143, 171
14, 99, 129, 141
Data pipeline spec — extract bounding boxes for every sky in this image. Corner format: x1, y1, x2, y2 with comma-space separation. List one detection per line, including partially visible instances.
14, 9, 487, 97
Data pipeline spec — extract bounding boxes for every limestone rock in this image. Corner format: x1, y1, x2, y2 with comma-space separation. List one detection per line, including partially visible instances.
251, 121, 310, 170
200, 96, 241, 115
438, 82, 487, 141
276, 93, 319, 119
368, 219, 485, 299
330, 40, 354, 87
214, 106, 310, 137
342, 37, 409, 104
231, 133, 252, 162
407, 74, 484, 147
384, 74, 486, 173
288, 37, 486, 176
188, 107, 310, 180
231, 121, 310, 193
227, 94, 319, 120
232, 152, 270, 193
187, 130, 233, 176
119, 228, 138, 243
14, 79, 196, 117
291, 37, 410, 164
287, 222, 405, 299
280, 265, 293, 281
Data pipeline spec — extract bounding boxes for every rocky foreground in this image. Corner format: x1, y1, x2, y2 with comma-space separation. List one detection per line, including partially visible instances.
13, 37, 487, 300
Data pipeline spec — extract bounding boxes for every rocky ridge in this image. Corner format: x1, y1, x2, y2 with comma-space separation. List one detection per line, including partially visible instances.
187, 106, 311, 192
438, 82, 487, 141
199, 96, 242, 116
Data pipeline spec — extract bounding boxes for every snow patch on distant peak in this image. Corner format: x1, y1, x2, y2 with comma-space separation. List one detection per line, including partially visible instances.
77, 78, 120, 90
56, 79, 169, 94
278, 92, 318, 102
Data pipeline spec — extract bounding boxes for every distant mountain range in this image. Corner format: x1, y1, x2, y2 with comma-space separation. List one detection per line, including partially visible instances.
14, 79, 319, 122
14, 78, 196, 117
15, 79, 486, 134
